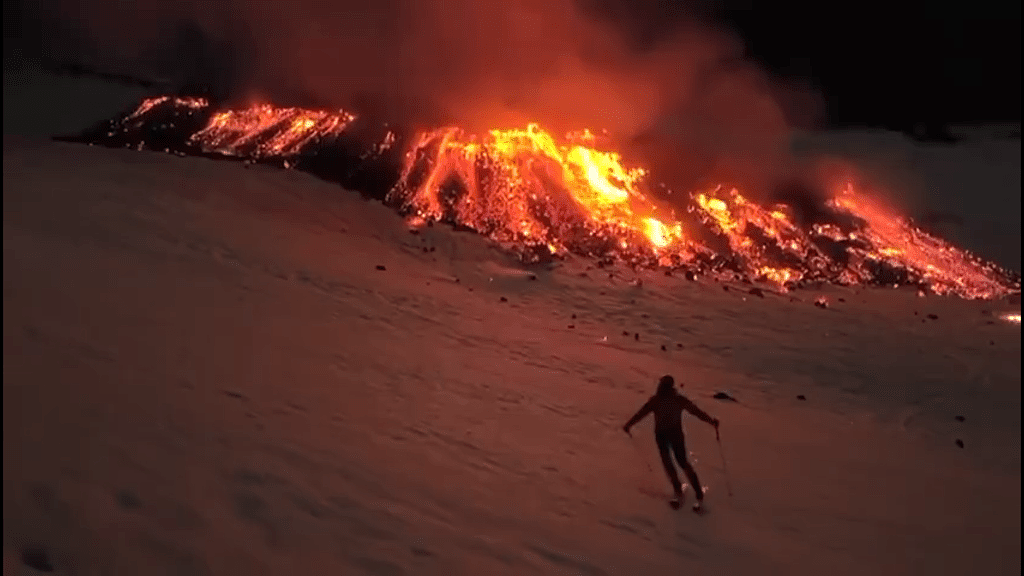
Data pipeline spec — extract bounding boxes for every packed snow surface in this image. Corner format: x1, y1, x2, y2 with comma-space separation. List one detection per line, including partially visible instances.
3, 71, 1021, 575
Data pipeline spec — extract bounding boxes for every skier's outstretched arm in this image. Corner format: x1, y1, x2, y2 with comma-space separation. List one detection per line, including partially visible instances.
683, 398, 719, 427
623, 398, 654, 433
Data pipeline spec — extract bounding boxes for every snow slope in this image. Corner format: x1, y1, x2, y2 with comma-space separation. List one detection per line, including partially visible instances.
3, 71, 1021, 575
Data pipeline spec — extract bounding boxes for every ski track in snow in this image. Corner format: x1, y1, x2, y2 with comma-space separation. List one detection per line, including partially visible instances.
3, 79, 1021, 575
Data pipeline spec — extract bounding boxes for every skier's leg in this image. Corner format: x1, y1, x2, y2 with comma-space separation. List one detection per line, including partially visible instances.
655, 431, 683, 496
671, 435, 705, 501
678, 461, 704, 501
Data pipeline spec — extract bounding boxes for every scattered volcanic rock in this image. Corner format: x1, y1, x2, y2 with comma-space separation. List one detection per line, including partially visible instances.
622, 331, 629, 336
927, 314, 939, 320
676, 343, 683, 348
797, 394, 806, 400
375, 265, 387, 271
685, 271, 696, 281
661, 345, 667, 351
955, 439, 965, 448
529, 274, 537, 281
712, 392, 738, 402
571, 314, 577, 319
20, 546, 54, 572
115, 488, 142, 509
955, 415, 966, 422
634, 333, 640, 341
499, 296, 508, 302
838, 298, 846, 303
568, 325, 575, 329
814, 296, 829, 309
722, 286, 730, 292
749, 287, 765, 298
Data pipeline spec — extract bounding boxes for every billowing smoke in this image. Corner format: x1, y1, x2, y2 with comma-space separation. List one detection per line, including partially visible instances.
13, 0, 823, 196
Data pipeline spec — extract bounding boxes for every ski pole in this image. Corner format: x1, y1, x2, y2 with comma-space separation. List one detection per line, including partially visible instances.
715, 427, 734, 497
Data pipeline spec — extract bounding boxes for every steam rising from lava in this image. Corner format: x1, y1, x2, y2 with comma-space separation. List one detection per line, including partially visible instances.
22, 0, 817, 193
71, 96, 1020, 301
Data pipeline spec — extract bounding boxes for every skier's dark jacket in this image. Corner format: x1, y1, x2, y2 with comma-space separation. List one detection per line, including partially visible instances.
624, 390, 716, 433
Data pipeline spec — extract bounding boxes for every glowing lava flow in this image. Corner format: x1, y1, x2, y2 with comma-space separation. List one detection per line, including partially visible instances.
389, 124, 688, 260
81, 98, 1021, 300
825, 186, 1014, 298
190, 105, 355, 158
390, 122, 1016, 299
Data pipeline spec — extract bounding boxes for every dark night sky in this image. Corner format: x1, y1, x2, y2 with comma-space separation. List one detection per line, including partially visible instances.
719, 2, 1021, 131
589, 0, 1021, 131
4, 0, 1021, 133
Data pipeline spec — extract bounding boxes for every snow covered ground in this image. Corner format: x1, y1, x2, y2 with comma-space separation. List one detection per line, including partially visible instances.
3, 70, 1021, 575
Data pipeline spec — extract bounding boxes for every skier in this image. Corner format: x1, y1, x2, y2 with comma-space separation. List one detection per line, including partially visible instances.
623, 375, 719, 511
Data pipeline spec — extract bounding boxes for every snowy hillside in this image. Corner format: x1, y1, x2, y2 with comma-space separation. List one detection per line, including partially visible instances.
3, 70, 1021, 575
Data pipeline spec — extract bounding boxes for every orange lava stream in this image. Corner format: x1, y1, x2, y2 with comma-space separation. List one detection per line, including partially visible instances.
112, 99, 1019, 300
390, 124, 687, 257
390, 123, 1016, 299
189, 105, 355, 158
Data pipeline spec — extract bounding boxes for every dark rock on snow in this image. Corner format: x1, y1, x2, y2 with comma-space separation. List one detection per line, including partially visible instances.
20, 547, 54, 572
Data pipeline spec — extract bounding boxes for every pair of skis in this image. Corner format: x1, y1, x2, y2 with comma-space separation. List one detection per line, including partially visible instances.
670, 499, 705, 514
640, 486, 706, 514
668, 491, 706, 514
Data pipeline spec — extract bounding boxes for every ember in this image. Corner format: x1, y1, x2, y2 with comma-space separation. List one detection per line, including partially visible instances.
68, 96, 1021, 300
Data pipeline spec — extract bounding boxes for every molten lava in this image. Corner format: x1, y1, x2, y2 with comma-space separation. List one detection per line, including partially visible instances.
389, 122, 1016, 299
191, 105, 355, 158
389, 124, 687, 260
77, 97, 1021, 300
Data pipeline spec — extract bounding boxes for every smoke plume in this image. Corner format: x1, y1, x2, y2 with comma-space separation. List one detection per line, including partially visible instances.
12, 0, 823, 194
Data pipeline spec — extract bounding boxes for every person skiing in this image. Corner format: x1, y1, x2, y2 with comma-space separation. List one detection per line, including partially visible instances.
623, 375, 719, 511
